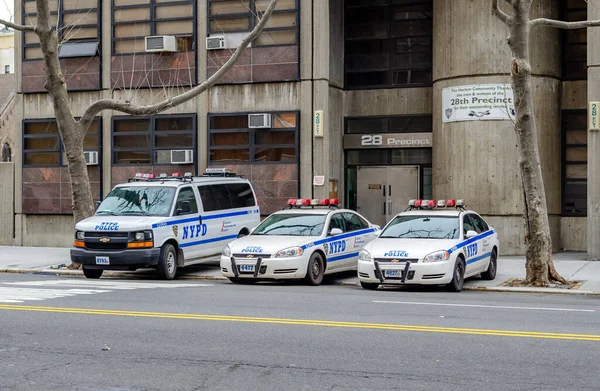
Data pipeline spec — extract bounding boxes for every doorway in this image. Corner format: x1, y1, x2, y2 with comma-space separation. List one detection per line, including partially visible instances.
356, 166, 420, 227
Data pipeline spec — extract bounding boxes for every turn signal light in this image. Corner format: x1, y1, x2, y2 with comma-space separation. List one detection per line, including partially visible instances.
127, 241, 154, 249
74, 240, 85, 248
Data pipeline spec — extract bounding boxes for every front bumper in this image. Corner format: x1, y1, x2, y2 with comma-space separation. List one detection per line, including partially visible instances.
357, 259, 454, 285
70, 247, 161, 270
220, 255, 308, 279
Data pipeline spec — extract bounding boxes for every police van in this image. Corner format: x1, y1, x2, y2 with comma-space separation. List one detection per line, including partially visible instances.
70, 169, 260, 280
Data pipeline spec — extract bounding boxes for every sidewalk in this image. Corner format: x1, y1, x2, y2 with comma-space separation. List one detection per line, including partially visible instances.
1, 246, 599, 295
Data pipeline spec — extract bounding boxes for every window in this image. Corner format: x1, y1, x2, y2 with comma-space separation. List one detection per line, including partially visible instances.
112, 115, 195, 165
463, 215, 476, 235
343, 213, 368, 231
4, 65, 9, 73
208, 112, 298, 164
329, 214, 347, 233
198, 183, 256, 212
562, 0, 587, 80
228, 183, 256, 208
562, 110, 587, 216
175, 187, 198, 215
22, 0, 100, 60
346, 115, 432, 134
23, 119, 100, 166
208, 0, 298, 47
112, 0, 195, 54
469, 214, 489, 234
345, 1, 432, 89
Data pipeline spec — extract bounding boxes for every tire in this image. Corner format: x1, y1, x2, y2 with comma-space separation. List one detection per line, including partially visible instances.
157, 244, 177, 280
360, 281, 379, 290
446, 257, 465, 292
82, 266, 103, 279
237, 230, 249, 238
481, 249, 498, 281
228, 277, 257, 284
304, 253, 325, 286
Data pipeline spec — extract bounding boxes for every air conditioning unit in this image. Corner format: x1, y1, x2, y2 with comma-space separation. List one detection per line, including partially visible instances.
206, 36, 226, 50
170, 150, 194, 164
248, 113, 272, 129
145, 36, 178, 53
62, 151, 99, 166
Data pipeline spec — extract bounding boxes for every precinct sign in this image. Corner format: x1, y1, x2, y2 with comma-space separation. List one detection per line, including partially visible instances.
442, 84, 516, 123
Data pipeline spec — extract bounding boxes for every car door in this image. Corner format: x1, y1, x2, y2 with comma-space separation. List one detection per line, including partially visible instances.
173, 186, 202, 260
197, 184, 228, 256
462, 214, 486, 274
342, 212, 373, 269
470, 213, 493, 269
325, 213, 349, 271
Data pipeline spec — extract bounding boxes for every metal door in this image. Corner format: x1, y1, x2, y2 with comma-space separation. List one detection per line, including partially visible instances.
357, 166, 420, 227
385, 166, 420, 220
356, 167, 387, 227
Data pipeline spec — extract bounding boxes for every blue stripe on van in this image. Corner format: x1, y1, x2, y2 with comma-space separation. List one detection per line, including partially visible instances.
179, 234, 238, 248
152, 209, 258, 229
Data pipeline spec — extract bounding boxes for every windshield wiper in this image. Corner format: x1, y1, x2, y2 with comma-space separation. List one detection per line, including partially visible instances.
120, 210, 150, 215
96, 210, 117, 215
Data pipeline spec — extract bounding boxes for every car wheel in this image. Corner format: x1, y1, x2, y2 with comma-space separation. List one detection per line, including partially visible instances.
157, 244, 177, 280
360, 281, 379, 290
481, 249, 498, 280
82, 267, 103, 279
304, 253, 325, 286
228, 277, 257, 284
446, 257, 465, 292
237, 229, 249, 238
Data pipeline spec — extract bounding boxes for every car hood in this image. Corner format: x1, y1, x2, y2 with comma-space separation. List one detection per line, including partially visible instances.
228, 235, 320, 255
75, 215, 164, 232
364, 238, 459, 259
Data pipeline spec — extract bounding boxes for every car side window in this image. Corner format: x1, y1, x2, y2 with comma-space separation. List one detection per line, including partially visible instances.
227, 183, 256, 208
329, 214, 347, 233
198, 185, 218, 212
175, 187, 198, 215
462, 214, 476, 235
343, 213, 365, 232
471, 214, 489, 233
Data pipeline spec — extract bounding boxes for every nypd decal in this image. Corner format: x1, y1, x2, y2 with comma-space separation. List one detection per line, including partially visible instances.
95, 222, 119, 231
182, 224, 208, 240
384, 250, 409, 258
328, 240, 347, 255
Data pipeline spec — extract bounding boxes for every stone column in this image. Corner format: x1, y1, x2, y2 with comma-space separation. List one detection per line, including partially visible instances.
432, 0, 561, 255
587, 5, 600, 260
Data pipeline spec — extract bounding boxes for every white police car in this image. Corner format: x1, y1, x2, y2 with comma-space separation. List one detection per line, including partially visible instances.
220, 198, 380, 285
357, 199, 499, 292
71, 169, 260, 280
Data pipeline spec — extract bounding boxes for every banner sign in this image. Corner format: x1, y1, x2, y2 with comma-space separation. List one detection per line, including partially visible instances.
442, 84, 516, 123
343, 133, 432, 149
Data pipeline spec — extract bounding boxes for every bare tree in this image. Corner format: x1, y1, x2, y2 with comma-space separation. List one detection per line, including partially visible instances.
0, 0, 279, 225
492, 0, 600, 286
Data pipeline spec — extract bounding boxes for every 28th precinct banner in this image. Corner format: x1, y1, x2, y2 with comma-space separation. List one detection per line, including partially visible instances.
442, 84, 516, 123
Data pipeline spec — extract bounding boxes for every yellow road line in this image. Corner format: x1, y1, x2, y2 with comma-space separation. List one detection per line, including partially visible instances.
0, 304, 598, 341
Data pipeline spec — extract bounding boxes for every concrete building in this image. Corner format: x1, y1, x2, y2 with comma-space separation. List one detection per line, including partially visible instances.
0, 27, 14, 75
6, 0, 595, 255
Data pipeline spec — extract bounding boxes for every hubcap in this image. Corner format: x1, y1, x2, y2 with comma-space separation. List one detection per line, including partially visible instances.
312, 259, 321, 279
456, 263, 463, 284
167, 252, 175, 274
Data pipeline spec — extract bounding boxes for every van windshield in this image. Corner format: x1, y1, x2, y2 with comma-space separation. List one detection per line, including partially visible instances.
252, 214, 325, 236
95, 186, 175, 217
379, 215, 460, 240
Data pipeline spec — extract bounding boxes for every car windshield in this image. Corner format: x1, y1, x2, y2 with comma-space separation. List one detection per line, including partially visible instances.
252, 214, 326, 236
379, 215, 460, 240
95, 186, 175, 217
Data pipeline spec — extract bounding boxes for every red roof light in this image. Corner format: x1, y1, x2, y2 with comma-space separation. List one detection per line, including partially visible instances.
329, 198, 339, 206
446, 199, 456, 207
319, 199, 330, 205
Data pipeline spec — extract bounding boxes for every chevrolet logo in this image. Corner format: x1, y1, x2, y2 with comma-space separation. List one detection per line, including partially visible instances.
99, 237, 110, 243
391, 259, 399, 263
246, 255, 254, 258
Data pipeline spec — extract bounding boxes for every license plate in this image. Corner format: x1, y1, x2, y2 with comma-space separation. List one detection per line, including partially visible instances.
95, 256, 110, 265
384, 269, 402, 278
239, 264, 255, 272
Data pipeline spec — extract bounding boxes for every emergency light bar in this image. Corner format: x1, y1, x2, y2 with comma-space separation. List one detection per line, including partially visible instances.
285, 198, 340, 209
206, 168, 231, 173
407, 199, 465, 210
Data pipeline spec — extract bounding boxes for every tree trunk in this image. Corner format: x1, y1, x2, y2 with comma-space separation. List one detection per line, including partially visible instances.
507, 1, 566, 285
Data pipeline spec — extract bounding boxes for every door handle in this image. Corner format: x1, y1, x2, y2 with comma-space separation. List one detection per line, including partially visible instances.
382, 202, 386, 215
199, 215, 202, 225
387, 201, 392, 215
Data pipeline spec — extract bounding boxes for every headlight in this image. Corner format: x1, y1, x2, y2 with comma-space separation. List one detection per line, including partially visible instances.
222, 245, 231, 257
132, 231, 153, 242
358, 249, 371, 262
135, 232, 145, 241
75, 231, 85, 240
423, 250, 450, 263
275, 247, 304, 258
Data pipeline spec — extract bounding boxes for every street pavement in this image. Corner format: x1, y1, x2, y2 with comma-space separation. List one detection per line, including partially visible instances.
1, 246, 600, 294
0, 273, 599, 391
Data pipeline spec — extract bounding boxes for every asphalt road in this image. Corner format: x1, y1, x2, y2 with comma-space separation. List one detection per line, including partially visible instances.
0, 273, 599, 391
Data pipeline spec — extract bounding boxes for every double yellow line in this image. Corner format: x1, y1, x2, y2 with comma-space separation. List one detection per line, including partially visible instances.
1, 303, 599, 341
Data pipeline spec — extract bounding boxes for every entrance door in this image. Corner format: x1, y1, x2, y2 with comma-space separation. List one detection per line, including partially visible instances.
356, 166, 420, 227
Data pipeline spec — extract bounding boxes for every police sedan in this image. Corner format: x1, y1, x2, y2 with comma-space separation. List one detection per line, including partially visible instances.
221, 198, 380, 285
357, 199, 499, 292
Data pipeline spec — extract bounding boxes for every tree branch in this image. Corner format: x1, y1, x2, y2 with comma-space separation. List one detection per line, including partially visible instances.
492, 0, 512, 26
0, 18, 35, 32
79, 0, 280, 131
530, 18, 600, 29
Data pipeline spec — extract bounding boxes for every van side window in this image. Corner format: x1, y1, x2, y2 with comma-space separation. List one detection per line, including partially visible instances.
227, 183, 256, 208
175, 187, 198, 215
212, 184, 232, 210
198, 185, 218, 212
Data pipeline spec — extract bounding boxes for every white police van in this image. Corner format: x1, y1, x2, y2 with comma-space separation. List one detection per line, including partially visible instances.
71, 169, 260, 280
357, 199, 499, 292
220, 198, 380, 285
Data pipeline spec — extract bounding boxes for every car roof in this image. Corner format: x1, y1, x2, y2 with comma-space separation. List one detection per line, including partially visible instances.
114, 176, 251, 188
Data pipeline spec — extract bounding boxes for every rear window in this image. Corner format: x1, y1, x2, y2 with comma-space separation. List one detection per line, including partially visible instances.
198, 183, 256, 212
380, 215, 460, 240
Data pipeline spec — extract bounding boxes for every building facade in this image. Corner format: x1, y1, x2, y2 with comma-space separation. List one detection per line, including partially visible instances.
8, 0, 594, 254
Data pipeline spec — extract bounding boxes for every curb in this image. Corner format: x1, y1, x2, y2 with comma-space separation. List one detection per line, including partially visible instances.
2, 268, 599, 295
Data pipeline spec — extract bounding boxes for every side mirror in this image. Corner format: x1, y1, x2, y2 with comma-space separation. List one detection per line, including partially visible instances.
465, 230, 478, 239
329, 228, 343, 236
95, 201, 102, 211
177, 201, 191, 215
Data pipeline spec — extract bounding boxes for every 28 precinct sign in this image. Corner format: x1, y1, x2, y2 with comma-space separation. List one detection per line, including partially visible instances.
442, 84, 516, 123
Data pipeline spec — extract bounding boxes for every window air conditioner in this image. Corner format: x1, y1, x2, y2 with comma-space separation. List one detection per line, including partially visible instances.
206, 36, 226, 50
170, 150, 194, 164
145, 36, 178, 53
62, 151, 99, 166
248, 113, 272, 129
